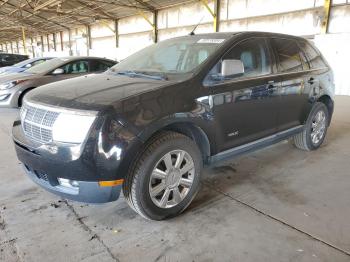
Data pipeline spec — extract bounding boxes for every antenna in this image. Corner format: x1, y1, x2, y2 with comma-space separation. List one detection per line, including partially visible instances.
189, 16, 205, 36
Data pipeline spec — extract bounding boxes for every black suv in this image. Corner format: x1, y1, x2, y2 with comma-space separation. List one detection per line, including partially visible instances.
0, 53, 29, 67
13, 32, 334, 220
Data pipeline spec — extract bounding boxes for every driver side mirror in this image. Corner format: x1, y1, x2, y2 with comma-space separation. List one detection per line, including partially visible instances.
52, 68, 64, 75
24, 64, 32, 68
221, 59, 244, 78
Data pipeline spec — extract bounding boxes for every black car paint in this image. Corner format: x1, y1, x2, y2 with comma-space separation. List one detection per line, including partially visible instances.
0, 53, 29, 67
13, 32, 334, 185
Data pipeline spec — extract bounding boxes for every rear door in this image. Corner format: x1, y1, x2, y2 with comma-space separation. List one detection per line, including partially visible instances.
270, 37, 311, 131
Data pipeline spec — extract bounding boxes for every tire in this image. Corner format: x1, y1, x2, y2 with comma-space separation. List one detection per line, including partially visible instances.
292, 102, 329, 151
123, 131, 203, 220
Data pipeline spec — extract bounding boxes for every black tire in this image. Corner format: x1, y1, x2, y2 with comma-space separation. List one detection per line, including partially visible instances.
292, 102, 329, 151
123, 131, 203, 220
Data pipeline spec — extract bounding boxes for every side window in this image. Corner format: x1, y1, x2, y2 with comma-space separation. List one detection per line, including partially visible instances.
89, 60, 114, 72
205, 38, 271, 85
61, 60, 89, 74
2, 55, 13, 62
298, 41, 327, 69
272, 38, 308, 72
32, 59, 46, 66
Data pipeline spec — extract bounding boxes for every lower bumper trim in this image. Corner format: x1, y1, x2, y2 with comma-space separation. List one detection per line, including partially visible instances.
23, 164, 122, 204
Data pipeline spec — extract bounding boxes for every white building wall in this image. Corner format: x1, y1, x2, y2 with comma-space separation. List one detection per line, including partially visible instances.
8, 0, 350, 95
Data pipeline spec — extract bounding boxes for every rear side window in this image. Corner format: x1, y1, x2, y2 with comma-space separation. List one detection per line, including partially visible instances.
271, 38, 308, 73
298, 41, 327, 69
204, 38, 271, 85
89, 60, 115, 72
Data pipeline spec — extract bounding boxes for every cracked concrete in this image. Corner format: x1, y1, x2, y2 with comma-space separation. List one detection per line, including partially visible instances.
0, 97, 350, 261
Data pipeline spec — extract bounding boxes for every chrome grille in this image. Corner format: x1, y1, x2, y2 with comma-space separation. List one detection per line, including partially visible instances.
21, 102, 60, 144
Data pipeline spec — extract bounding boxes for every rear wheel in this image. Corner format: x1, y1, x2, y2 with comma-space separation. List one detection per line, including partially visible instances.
292, 102, 329, 151
123, 131, 202, 220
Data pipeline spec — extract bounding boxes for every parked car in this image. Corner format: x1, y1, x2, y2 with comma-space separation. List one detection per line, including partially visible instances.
0, 57, 54, 75
13, 32, 334, 220
0, 53, 29, 67
0, 56, 116, 107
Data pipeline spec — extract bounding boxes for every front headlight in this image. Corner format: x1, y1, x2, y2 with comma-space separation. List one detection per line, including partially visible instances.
52, 113, 96, 144
0, 81, 16, 90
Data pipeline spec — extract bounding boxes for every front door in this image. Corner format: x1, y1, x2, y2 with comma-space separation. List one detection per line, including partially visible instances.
37, 60, 90, 86
205, 38, 280, 152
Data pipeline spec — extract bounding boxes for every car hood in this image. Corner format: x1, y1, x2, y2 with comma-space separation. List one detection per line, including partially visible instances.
0, 66, 13, 74
0, 71, 37, 82
26, 73, 179, 111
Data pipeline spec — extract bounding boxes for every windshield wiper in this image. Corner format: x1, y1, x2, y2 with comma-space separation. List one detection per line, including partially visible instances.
115, 70, 167, 80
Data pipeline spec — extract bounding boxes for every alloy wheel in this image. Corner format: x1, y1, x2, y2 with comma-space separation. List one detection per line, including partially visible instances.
149, 150, 195, 208
311, 110, 326, 145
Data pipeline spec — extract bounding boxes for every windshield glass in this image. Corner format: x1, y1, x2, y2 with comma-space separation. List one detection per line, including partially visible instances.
110, 36, 227, 78
25, 58, 67, 74
13, 59, 33, 67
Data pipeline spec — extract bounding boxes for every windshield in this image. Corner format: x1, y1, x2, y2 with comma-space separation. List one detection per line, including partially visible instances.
13, 59, 33, 67
25, 58, 67, 74
110, 36, 227, 78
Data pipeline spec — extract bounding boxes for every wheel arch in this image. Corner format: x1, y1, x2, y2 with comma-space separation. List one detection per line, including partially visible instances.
317, 94, 334, 125
138, 121, 213, 164
18, 87, 36, 107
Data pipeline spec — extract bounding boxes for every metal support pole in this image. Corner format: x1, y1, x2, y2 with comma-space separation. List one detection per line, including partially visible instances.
60, 31, 64, 51
5, 43, 8, 52
68, 29, 73, 56
138, 10, 158, 43
16, 41, 19, 53
200, 0, 219, 32
10, 42, 14, 53
86, 25, 92, 55
22, 27, 27, 55
53, 33, 57, 51
153, 10, 158, 43
40, 36, 44, 53
321, 0, 331, 34
47, 35, 50, 52
115, 20, 119, 48
214, 0, 220, 32
30, 38, 34, 56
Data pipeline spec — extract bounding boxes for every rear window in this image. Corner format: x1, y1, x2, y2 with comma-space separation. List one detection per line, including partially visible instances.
271, 38, 308, 73
298, 40, 327, 69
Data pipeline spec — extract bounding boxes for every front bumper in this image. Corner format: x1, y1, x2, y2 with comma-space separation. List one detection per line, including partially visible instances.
23, 164, 121, 203
12, 112, 142, 204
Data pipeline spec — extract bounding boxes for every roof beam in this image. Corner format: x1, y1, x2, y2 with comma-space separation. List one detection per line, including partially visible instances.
0, 0, 70, 30
134, 0, 155, 11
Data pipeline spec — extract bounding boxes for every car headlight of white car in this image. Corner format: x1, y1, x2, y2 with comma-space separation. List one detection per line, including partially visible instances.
0, 81, 17, 90
52, 113, 97, 144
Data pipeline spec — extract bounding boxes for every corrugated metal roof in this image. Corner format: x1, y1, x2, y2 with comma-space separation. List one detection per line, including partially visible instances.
0, 0, 194, 43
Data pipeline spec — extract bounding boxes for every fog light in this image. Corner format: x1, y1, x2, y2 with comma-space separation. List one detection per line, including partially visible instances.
58, 178, 79, 189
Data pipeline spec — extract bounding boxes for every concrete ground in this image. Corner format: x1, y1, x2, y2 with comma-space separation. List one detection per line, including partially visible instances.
0, 96, 350, 262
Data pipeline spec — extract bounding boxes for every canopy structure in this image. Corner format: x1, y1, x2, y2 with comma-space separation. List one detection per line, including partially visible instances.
0, 0, 194, 43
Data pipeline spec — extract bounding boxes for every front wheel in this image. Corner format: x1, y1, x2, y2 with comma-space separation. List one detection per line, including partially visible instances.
292, 102, 329, 151
123, 131, 202, 220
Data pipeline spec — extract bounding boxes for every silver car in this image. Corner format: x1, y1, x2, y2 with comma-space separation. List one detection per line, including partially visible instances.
0, 56, 116, 108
